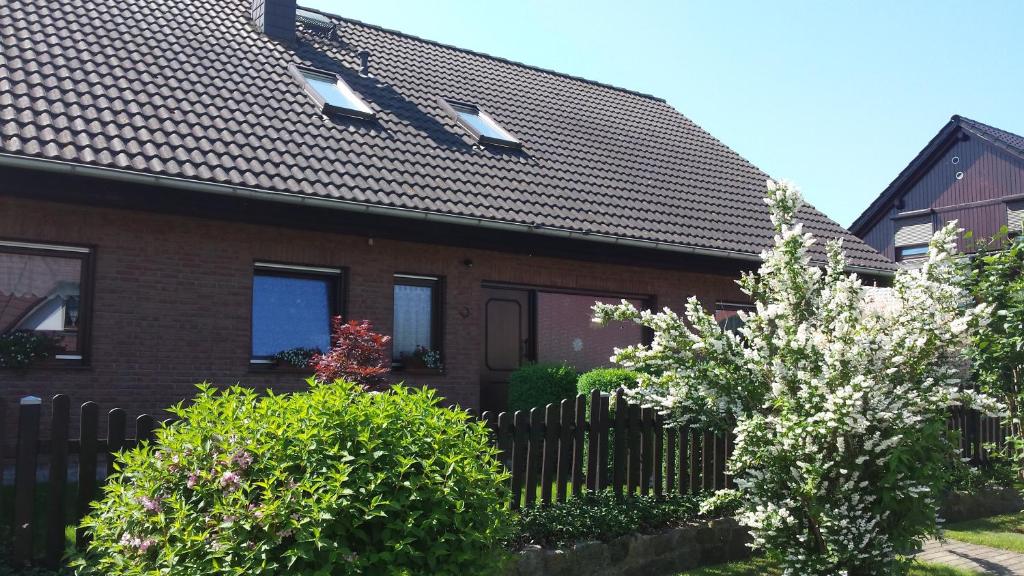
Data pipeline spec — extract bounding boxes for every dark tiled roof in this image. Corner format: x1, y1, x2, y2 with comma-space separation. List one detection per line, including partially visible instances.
958, 116, 1024, 157
0, 0, 893, 271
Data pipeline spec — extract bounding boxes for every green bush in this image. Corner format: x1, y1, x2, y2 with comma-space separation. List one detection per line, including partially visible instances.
74, 381, 511, 576
507, 363, 578, 413
509, 491, 704, 549
576, 368, 637, 396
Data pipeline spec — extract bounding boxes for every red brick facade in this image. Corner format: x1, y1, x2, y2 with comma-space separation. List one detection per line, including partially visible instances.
0, 194, 746, 426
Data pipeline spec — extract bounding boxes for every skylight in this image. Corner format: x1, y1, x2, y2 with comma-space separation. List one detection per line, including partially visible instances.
446, 101, 520, 147
292, 66, 374, 119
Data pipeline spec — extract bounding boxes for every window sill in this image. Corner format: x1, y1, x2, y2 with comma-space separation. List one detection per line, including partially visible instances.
248, 360, 314, 375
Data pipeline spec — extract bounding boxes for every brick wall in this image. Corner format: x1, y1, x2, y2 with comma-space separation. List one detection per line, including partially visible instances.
0, 195, 745, 434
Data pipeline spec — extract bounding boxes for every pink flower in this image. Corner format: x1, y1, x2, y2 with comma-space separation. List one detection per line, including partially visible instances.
139, 496, 162, 514
231, 451, 254, 470
187, 473, 199, 488
219, 470, 241, 491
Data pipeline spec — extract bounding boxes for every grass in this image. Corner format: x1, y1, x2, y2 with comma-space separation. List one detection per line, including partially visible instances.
676, 557, 980, 575
944, 511, 1024, 554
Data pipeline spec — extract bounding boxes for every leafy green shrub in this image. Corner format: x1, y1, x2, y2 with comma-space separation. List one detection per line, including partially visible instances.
577, 368, 637, 396
509, 490, 710, 549
507, 363, 578, 413
74, 381, 511, 576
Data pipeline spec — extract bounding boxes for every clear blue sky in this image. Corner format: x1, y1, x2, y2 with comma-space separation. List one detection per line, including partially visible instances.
304, 0, 1023, 227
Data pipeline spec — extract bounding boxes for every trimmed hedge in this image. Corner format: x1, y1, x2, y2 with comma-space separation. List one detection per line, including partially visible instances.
576, 368, 638, 396
75, 381, 511, 576
508, 363, 578, 413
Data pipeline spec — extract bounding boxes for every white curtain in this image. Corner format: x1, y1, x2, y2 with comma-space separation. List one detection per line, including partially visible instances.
393, 284, 432, 358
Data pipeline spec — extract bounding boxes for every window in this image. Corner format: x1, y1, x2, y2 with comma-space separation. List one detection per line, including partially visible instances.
251, 263, 343, 363
896, 244, 929, 261
292, 66, 374, 119
444, 100, 521, 147
714, 302, 755, 332
392, 275, 443, 368
0, 240, 91, 361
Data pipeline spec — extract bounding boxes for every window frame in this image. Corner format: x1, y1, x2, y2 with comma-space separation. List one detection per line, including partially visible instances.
0, 238, 94, 365
895, 244, 929, 262
439, 98, 522, 148
289, 64, 375, 120
250, 261, 346, 366
391, 273, 445, 370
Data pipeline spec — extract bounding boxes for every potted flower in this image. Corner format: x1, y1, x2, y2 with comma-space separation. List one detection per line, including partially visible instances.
271, 347, 321, 370
399, 345, 444, 373
0, 330, 62, 369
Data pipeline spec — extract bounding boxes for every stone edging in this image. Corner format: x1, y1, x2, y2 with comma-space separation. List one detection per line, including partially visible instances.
504, 517, 752, 576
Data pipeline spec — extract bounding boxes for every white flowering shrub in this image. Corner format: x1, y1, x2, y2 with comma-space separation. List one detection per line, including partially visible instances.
594, 180, 1001, 575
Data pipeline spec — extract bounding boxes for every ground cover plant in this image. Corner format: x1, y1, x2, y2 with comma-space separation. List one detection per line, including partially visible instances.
944, 511, 1024, 554
595, 180, 1001, 575
73, 381, 510, 576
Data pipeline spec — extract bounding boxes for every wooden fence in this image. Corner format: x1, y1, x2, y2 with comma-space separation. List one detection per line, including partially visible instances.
0, 391, 1011, 567
478, 390, 732, 509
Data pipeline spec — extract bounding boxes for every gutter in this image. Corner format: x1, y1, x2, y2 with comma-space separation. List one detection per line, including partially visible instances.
0, 152, 894, 277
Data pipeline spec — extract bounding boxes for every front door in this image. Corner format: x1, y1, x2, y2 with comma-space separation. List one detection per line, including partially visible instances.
480, 287, 532, 413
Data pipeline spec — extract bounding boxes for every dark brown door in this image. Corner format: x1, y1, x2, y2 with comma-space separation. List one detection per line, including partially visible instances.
480, 287, 532, 413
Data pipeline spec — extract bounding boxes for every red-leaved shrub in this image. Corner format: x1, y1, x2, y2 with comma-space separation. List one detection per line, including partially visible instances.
310, 317, 392, 390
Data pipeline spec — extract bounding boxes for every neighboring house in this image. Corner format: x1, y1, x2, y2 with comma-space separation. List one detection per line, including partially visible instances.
0, 0, 892, 423
851, 116, 1024, 264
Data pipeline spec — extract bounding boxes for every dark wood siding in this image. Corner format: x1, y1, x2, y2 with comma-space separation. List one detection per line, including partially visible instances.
860, 133, 1024, 258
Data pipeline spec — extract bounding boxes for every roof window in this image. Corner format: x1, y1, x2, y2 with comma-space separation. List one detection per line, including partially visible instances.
292, 66, 374, 119
444, 100, 521, 147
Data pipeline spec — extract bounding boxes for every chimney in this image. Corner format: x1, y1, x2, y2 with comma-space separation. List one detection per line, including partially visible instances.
251, 0, 297, 43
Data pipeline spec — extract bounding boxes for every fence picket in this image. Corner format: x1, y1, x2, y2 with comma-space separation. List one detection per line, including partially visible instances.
510, 410, 527, 510
688, 427, 700, 493
76, 402, 99, 547
586, 390, 600, 491
639, 407, 653, 496
45, 395, 71, 567
136, 414, 156, 445
612, 392, 627, 498
666, 426, 677, 495
627, 403, 641, 495
107, 408, 127, 477
0, 400, 5, 526
556, 399, 573, 502
702, 431, 715, 492
653, 413, 664, 497
541, 403, 559, 505
497, 412, 512, 468
525, 408, 542, 507
572, 395, 585, 496
597, 394, 611, 490
14, 397, 42, 565
714, 433, 727, 490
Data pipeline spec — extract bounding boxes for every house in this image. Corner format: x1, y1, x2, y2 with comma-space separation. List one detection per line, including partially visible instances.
0, 0, 893, 424
851, 116, 1024, 263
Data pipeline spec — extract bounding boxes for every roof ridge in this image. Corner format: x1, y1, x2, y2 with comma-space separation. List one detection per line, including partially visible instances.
296, 5, 667, 104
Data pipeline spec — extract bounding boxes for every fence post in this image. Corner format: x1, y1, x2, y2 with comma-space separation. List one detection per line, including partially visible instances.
46, 395, 71, 567
666, 425, 677, 495
14, 396, 42, 565
76, 401, 99, 548
497, 412, 512, 468
702, 430, 715, 492
586, 390, 600, 492
0, 400, 6, 528
107, 408, 127, 477
714, 433, 727, 489
136, 414, 156, 445
653, 412, 664, 497
627, 403, 642, 495
597, 394, 611, 491
612, 390, 627, 499
688, 427, 699, 493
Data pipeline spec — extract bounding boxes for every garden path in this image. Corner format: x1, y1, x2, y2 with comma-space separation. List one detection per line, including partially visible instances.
917, 539, 1024, 575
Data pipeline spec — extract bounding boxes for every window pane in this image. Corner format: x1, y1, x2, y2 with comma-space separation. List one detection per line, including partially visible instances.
536, 293, 643, 372
252, 274, 331, 357
393, 284, 433, 360
0, 251, 83, 354
302, 72, 372, 115
715, 303, 754, 332
454, 108, 517, 142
